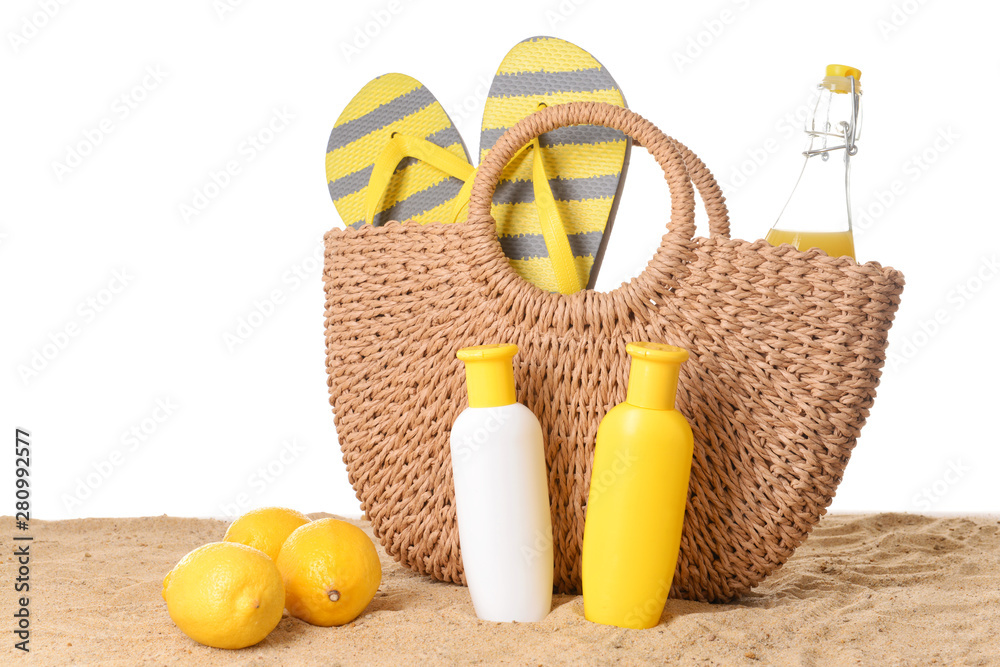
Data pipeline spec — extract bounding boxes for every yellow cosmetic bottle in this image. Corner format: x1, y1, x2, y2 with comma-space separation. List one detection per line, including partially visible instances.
582, 342, 694, 629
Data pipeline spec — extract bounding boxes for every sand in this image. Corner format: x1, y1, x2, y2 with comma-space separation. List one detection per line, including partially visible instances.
3, 512, 998, 666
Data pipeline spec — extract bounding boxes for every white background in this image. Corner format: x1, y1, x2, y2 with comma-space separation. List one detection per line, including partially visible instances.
3, 0, 997, 520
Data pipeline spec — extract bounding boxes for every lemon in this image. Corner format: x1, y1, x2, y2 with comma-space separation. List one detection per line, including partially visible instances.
223, 507, 311, 561
276, 518, 382, 627
162, 542, 285, 649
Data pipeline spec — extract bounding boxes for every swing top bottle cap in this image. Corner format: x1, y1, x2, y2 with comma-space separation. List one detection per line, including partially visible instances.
824, 64, 862, 94
457, 344, 518, 408
826, 64, 861, 80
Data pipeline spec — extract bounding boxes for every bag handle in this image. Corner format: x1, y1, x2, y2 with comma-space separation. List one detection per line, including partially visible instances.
467, 102, 730, 242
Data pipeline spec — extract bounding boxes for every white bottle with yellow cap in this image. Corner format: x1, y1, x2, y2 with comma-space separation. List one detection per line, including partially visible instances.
451, 343, 553, 622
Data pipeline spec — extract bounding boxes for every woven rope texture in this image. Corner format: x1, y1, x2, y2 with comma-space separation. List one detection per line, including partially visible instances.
323, 102, 905, 602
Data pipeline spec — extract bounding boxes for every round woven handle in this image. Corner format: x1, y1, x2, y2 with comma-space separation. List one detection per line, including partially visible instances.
468, 102, 730, 241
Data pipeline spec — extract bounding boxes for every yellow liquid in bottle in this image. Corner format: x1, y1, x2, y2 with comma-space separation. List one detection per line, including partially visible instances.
764, 229, 855, 259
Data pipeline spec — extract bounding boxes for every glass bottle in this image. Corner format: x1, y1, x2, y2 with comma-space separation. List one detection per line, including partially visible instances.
766, 64, 863, 259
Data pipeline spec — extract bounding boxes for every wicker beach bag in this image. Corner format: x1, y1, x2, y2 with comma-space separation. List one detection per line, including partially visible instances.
323, 102, 904, 602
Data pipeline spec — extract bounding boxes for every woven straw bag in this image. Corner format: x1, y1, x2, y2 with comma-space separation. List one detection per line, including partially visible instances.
323, 102, 904, 602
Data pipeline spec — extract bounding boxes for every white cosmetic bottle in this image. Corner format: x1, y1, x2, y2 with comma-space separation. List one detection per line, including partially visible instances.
450, 344, 553, 622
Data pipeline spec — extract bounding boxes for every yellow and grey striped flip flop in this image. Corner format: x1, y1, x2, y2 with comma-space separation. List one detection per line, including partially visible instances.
326, 73, 474, 229
480, 37, 630, 293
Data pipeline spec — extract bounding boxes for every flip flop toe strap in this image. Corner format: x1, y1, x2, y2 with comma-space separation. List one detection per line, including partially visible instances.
364, 134, 476, 226
456, 140, 580, 292
529, 138, 581, 294
366, 132, 581, 294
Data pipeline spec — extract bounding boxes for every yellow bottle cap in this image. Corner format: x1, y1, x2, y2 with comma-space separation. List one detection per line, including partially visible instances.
824, 64, 862, 94
457, 344, 518, 408
625, 342, 688, 411
826, 64, 862, 80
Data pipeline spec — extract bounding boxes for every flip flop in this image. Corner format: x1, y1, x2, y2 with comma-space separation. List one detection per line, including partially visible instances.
326, 73, 474, 228
478, 37, 630, 293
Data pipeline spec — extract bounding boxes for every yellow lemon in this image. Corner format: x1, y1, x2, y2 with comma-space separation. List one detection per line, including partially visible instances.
162, 542, 284, 649
223, 507, 311, 561
276, 518, 382, 627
